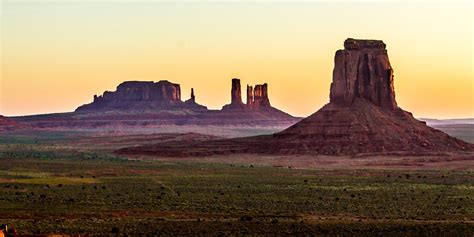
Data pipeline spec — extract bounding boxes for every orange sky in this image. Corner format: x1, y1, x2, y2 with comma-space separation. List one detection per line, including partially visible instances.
1, 1, 473, 118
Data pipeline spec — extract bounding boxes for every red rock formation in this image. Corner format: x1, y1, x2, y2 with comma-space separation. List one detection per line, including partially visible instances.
76, 80, 188, 112
224, 79, 274, 111
113, 81, 181, 102
119, 38, 473, 157
184, 88, 207, 110
190, 88, 195, 102
222, 78, 247, 111
251, 83, 271, 109
246, 85, 254, 106
231, 78, 243, 105
330, 38, 396, 109
269, 38, 472, 154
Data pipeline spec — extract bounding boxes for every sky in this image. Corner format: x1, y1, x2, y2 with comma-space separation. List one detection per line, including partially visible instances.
1, 0, 473, 118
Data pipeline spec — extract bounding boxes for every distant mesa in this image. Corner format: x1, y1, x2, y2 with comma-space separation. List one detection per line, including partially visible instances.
12, 78, 298, 128
76, 80, 207, 112
75, 77, 293, 120
117, 38, 474, 156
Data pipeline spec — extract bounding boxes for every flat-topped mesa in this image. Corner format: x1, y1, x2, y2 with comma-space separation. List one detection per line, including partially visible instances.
76, 80, 188, 112
95, 80, 181, 103
330, 38, 397, 109
344, 38, 386, 50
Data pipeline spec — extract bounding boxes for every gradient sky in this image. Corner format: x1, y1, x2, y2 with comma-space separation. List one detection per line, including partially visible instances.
1, 0, 473, 118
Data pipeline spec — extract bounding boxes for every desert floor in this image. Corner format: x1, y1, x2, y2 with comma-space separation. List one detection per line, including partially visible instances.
0, 130, 473, 236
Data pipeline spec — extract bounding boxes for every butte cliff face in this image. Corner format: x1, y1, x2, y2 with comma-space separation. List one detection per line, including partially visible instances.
222, 79, 246, 111
330, 38, 396, 109
117, 38, 474, 157
64, 78, 296, 128
221, 78, 284, 114
247, 84, 271, 109
273, 39, 473, 154
269, 38, 472, 154
76, 80, 206, 112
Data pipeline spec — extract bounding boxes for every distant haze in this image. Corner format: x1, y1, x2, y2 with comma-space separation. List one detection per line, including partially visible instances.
1, 0, 472, 118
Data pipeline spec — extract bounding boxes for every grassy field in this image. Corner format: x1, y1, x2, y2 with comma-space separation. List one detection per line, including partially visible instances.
0, 132, 473, 235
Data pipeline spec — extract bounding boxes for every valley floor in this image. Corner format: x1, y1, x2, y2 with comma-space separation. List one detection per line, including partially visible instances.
0, 131, 473, 236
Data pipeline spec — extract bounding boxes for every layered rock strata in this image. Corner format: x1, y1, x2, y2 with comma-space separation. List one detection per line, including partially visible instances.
117, 38, 474, 156
222, 79, 275, 112
330, 38, 396, 109
222, 78, 246, 111
76, 81, 204, 112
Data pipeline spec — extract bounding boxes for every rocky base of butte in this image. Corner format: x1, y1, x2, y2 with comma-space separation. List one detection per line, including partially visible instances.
117, 38, 474, 156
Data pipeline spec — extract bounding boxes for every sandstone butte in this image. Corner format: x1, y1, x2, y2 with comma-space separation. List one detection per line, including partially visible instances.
75, 80, 208, 112
117, 38, 474, 156
75, 78, 291, 117
221, 78, 286, 114
6, 77, 297, 129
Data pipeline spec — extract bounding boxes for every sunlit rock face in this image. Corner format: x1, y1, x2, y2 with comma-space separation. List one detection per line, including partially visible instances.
330, 38, 397, 110
222, 79, 273, 111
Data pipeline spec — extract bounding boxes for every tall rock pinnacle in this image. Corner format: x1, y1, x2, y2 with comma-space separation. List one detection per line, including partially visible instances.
230, 78, 243, 105
246, 85, 254, 106
222, 78, 246, 111
223, 79, 278, 111
190, 88, 195, 102
329, 38, 397, 109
